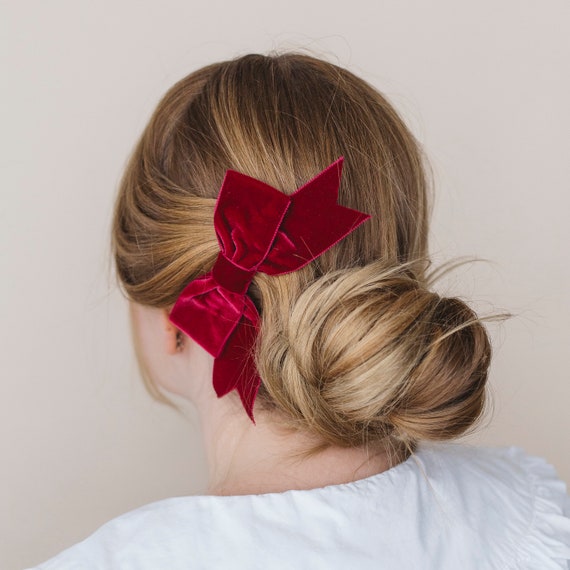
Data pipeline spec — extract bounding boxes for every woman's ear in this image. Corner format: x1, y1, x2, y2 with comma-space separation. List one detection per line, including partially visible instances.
161, 308, 181, 355
129, 302, 182, 357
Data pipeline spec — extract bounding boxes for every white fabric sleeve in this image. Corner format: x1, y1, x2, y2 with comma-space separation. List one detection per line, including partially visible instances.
503, 446, 570, 569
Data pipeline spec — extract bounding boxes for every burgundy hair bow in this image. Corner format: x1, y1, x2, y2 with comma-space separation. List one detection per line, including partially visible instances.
168, 156, 371, 423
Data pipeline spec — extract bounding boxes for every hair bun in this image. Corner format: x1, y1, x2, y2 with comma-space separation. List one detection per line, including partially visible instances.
254, 261, 492, 453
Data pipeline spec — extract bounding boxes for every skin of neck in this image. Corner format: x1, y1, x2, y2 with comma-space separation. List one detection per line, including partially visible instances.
197, 388, 392, 496
129, 302, 392, 496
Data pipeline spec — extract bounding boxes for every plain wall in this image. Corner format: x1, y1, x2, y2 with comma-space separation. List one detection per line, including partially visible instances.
1, 1, 569, 568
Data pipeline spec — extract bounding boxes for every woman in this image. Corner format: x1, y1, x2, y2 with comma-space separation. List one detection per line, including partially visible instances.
28, 51, 570, 569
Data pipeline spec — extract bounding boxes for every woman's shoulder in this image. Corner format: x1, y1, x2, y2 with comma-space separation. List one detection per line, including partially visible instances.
25, 442, 570, 570
411, 442, 570, 567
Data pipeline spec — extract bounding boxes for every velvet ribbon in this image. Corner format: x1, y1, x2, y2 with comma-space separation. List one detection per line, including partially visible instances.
169, 156, 372, 423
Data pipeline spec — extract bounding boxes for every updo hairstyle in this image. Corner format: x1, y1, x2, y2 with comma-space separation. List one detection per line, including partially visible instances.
112, 52, 496, 464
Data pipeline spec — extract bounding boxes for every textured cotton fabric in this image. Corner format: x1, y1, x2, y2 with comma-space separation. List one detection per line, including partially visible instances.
27, 442, 570, 569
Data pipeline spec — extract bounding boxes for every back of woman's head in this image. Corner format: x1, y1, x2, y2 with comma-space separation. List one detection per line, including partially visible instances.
112, 52, 493, 461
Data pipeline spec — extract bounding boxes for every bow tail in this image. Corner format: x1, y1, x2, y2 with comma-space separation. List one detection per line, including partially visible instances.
212, 312, 261, 424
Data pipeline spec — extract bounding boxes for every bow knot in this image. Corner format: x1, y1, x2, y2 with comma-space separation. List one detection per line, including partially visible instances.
212, 252, 256, 295
169, 156, 371, 423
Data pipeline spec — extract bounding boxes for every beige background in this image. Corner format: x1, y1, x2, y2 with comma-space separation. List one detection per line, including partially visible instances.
2, 1, 569, 568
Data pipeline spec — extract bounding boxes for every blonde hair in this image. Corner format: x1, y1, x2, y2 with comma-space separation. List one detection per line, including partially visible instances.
112, 52, 502, 464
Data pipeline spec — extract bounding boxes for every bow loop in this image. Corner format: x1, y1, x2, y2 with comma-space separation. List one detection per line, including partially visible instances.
169, 273, 248, 358
214, 169, 291, 268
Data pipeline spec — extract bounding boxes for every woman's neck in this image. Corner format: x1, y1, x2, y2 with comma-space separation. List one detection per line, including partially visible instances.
198, 395, 397, 496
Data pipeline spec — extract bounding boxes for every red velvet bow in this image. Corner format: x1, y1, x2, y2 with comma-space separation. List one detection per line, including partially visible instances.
168, 156, 371, 423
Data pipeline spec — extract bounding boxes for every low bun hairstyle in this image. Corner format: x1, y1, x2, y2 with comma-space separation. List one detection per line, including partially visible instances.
254, 262, 491, 455
112, 52, 500, 463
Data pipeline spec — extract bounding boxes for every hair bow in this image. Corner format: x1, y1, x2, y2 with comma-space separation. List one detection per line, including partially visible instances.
168, 156, 371, 423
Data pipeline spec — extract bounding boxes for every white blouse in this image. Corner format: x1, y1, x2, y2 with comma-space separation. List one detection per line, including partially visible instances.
26, 441, 570, 569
